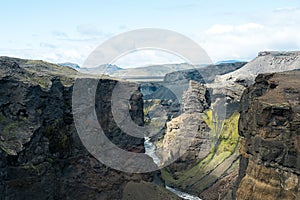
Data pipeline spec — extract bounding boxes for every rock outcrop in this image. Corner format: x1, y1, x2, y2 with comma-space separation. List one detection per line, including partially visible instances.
164, 62, 246, 84
159, 80, 240, 200
160, 81, 211, 171
213, 51, 300, 102
0, 57, 175, 200
122, 181, 181, 200
154, 52, 300, 199
139, 62, 245, 199
140, 62, 246, 101
236, 70, 300, 199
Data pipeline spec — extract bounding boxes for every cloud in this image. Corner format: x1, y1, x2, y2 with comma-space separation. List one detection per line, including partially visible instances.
40, 42, 56, 49
113, 50, 185, 69
119, 25, 127, 30
197, 13, 300, 62
52, 31, 68, 38
4, 4, 300, 68
156, 2, 199, 10
0, 42, 96, 66
206, 25, 234, 35
274, 7, 300, 12
206, 23, 264, 35
77, 24, 102, 36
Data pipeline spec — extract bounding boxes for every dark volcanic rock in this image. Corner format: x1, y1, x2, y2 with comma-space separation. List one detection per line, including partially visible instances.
140, 63, 245, 199
141, 62, 246, 101
122, 181, 181, 200
0, 57, 171, 200
164, 62, 246, 84
236, 70, 300, 200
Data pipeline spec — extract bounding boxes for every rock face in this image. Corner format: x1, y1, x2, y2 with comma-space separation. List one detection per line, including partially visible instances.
181, 81, 210, 114
236, 70, 300, 199
122, 181, 181, 200
159, 79, 241, 200
214, 51, 300, 103
139, 63, 244, 199
140, 62, 246, 101
160, 81, 211, 171
164, 62, 246, 84
0, 57, 175, 200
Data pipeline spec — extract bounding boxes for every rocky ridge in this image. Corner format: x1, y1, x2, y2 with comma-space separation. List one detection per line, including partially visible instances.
213, 51, 300, 102
236, 70, 300, 199
0, 57, 178, 200
145, 51, 300, 199
151, 79, 241, 199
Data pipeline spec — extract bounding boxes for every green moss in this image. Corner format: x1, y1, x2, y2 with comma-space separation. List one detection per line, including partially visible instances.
46, 157, 55, 163
44, 120, 71, 154
0, 114, 7, 122
59, 133, 69, 148
143, 99, 161, 116
3, 122, 19, 136
155, 138, 164, 148
215, 112, 240, 156
21, 164, 42, 175
0, 143, 17, 155
161, 111, 241, 192
23, 74, 49, 88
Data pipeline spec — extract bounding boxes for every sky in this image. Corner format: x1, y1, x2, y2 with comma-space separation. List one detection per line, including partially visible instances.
1, 0, 300, 68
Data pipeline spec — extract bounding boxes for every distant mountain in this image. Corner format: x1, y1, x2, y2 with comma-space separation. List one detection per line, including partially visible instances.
74, 63, 207, 81
110, 63, 208, 81
164, 62, 247, 84
215, 60, 245, 65
212, 51, 300, 103
79, 64, 123, 75
141, 62, 247, 100
215, 51, 300, 85
58, 62, 80, 70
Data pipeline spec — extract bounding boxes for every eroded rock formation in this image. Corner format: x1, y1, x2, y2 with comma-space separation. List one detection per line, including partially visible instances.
0, 57, 177, 200
236, 70, 300, 200
160, 81, 211, 171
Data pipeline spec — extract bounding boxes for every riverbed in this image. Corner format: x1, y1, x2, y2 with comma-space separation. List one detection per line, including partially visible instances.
144, 137, 202, 200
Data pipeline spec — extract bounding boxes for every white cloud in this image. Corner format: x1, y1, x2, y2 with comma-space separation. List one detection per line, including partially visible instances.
113, 50, 185, 69
274, 7, 300, 12
0, 43, 97, 66
197, 17, 300, 62
236, 23, 264, 32
77, 24, 102, 36
206, 25, 234, 35
52, 31, 68, 38
4, 6, 300, 67
206, 23, 264, 35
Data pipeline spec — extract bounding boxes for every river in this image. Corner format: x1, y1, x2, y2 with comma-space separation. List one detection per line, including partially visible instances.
144, 137, 202, 200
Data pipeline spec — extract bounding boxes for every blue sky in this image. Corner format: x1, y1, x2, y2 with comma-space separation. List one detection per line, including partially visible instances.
1, 0, 300, 68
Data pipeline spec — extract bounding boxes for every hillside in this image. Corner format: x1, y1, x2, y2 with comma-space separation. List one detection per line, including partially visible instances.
0, 56, 178, 200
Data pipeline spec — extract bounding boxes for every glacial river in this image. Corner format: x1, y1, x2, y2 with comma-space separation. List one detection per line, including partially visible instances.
144, 137, 202, 200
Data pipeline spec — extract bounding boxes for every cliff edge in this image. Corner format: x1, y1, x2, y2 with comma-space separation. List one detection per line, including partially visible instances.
236, 70, 300, 199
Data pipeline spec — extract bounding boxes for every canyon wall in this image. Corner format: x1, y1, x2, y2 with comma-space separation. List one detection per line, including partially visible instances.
236, 70, 300, 199
0, 57, 179, 200
151, 52, 300, 199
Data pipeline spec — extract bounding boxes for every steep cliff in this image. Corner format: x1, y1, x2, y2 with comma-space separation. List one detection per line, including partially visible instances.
236, 70, 300, 199
0, 57, 178, 200
153, 52, 300, 199
141, 62, 246, 100
214, 51, 300, 103
160, 81, 211, 170
159, 80, 240, 200
164, 62, 246, 84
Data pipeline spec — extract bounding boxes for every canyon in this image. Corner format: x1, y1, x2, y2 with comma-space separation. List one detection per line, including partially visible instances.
0, 52, 300, 199
0, 57, 179, 199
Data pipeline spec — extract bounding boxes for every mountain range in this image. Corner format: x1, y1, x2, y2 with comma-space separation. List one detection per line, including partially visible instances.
58, 63, 211, 81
